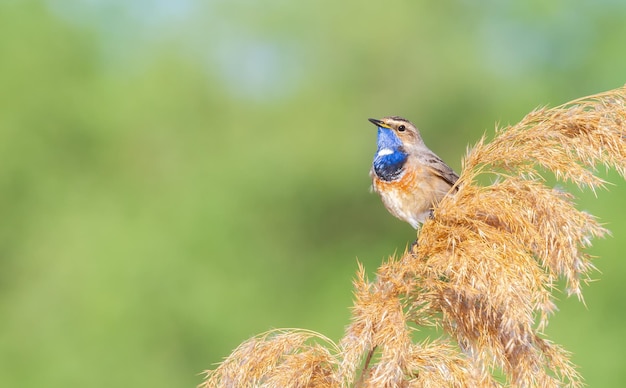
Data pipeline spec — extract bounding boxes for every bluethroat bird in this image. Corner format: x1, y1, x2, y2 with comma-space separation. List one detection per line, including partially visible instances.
369, 116, 459, 229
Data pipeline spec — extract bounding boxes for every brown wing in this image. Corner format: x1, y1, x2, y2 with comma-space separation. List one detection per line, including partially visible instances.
425, 155, 459, 189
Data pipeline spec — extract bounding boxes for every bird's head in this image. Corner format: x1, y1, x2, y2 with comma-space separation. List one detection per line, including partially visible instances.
369, 116, 423, 181
368, 116, 424, 152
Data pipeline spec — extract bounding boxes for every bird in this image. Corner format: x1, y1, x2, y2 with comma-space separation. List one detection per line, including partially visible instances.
368, 116, 459, 229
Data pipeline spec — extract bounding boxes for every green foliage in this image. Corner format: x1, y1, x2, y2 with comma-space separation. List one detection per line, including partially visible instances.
0, 1, 625, 387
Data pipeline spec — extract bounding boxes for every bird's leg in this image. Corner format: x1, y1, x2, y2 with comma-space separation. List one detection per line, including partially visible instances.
409, 239, 419, 254
409, 230, 420, 255
409, 210, 433, 254
410, 209, 437, 253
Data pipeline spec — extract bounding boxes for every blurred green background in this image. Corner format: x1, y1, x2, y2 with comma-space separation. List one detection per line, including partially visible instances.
1, 0, 625, 386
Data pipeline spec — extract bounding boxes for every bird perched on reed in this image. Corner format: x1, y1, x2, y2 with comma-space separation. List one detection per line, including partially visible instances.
369, 116, 459, 228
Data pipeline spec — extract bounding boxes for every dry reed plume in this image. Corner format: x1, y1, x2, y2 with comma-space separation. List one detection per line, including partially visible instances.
202, 86, 626, 387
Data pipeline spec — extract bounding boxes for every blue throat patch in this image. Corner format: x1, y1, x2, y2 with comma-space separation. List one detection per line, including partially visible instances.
373, 127, 408, 181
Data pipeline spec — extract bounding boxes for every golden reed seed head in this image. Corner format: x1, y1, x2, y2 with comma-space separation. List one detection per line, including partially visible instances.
202, 86, 626, 388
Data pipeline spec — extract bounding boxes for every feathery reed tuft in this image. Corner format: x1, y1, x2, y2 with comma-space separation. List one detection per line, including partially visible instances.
202, 86, 626, 387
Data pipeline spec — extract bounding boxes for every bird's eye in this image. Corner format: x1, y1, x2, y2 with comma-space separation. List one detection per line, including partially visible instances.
398, 125, 406, 132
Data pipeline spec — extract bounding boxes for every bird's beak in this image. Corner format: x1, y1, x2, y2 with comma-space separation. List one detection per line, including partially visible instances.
368, 118, 391, 129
